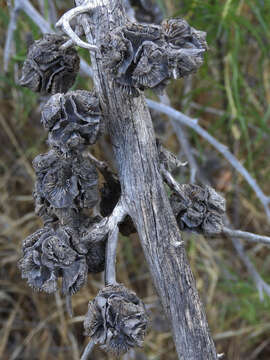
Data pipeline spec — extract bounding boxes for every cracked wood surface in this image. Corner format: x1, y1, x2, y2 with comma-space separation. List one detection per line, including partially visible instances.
76, 0, 218, 358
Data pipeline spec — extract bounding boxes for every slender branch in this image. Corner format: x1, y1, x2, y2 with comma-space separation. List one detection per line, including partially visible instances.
160, 164, 186, 201
146, 99, 270, 220
4, 1, 20, 72
105, 225, 119, 285
223, 227, 270, 246
80, 339, 95, 360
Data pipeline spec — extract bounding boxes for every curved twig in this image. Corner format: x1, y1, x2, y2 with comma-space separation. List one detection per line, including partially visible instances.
56, 4, 99, 51
80, 339, 95, 360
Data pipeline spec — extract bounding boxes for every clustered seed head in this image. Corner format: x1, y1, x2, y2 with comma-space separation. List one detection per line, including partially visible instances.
19, 227, 87, 294
42, 91, 102, 154
170, 184, 226, 235
84, 284, 148, 355
101, 19, 207, 95
33, 150, 99, 212
19, 34, 80, 94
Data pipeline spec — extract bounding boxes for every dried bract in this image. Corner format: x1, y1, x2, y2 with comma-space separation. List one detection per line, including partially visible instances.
42, 91, 102, 153
170, 184, 226, 235
19, 34, 80, 94
84, 284, 148, 355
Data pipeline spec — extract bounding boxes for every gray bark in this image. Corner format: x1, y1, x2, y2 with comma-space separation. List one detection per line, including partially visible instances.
77, 0, 218, 358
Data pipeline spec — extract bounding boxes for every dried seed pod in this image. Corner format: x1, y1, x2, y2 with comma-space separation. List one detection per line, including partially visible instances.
162, 18, 207, 50
132, 41, 169, 92
101, 29, 134, 78
42, 91, 102, 153
163, 18, 207, 78
19, 227, 88, 295
84, 284, 148, 355
19, 34, 80, 94
170, 184, 226, 235
33, 151, 98, 210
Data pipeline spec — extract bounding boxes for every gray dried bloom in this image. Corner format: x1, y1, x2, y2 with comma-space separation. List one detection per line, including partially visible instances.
170, 184, 226, 235
42, 91, 102, 153
132, 41, 169, 92
19, 227, 88, 295
84, 284, 148, 355
33, 151, 98, 210
163, 18, 207, 78
101, 23, 162, 95
19, 34, 80, 94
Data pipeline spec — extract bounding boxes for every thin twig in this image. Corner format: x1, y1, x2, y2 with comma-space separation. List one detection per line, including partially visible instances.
223, 227, 270, 246
146, 99, 270, 220
80, 339, 95, 360
160, 164, 186, 201
105, 225, 119, 285
4, 1, 20, 72
56, 4, 99, 51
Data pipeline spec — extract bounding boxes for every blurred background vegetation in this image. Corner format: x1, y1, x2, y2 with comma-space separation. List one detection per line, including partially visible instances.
1, 0, 270, 359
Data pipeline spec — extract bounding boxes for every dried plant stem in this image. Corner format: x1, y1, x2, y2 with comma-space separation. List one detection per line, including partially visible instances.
223, 227, 270, 246
80, 339, 95, 360
147, 99, 270, 220
105, 225, 120, 285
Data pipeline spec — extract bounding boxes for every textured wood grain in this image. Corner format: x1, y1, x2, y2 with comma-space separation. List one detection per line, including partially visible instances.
77, 0, 218, 358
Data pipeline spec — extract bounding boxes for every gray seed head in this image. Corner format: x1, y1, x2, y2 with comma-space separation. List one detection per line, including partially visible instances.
19, 34, 80, 94
84, 284, 148, 355
170, 184, 226, 235
42, 90, 102, 153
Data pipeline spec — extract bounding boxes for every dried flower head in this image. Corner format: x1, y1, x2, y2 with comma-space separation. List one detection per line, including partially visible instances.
42, 91, 102, 153
163, 18, 207, 78
84, 284, 148, 355
19, 227, 88, 295
33, 151, 98, 210
132, 41, 169, 92
170, 184, 226, 235
19, 34, 80, 94
101, 20, 207, 95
